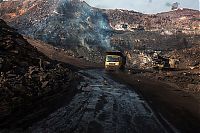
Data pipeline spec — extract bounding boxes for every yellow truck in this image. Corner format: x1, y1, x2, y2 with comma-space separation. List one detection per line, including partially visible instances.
105, 51, 126, 71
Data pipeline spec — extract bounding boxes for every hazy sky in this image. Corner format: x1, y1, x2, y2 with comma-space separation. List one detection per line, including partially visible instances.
84, 0, 200, 14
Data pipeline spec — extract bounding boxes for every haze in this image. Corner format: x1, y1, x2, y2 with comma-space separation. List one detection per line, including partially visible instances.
85, 0, 200, 14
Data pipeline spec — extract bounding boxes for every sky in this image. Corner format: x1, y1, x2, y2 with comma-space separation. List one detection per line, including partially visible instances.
84, 0, 200, 14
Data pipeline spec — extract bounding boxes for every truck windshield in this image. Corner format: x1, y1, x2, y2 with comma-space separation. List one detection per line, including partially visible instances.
106, 55, 121, 62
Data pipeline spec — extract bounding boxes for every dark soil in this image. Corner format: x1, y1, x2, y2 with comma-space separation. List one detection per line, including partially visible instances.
110, 70, 200, 133
0, 19, 81, 130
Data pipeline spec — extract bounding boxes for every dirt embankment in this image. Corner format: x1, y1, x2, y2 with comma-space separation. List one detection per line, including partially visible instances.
25, 37, 104, 69
0, 19, 81, 129
110, 69, 200, 133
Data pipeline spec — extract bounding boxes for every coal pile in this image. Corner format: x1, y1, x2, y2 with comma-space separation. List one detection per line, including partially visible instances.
0, 19, 79, 125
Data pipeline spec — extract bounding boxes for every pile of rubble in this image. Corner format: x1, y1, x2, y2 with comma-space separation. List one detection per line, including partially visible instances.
105, 8, 199, 33
168, 46, 200, 69
0, 0, 112, 56
0, 19, 79, 121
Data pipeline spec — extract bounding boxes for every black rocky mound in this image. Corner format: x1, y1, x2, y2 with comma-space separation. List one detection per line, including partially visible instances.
0, 0, 112, 49
0, 19, 80, 128
0, 0, 112, 63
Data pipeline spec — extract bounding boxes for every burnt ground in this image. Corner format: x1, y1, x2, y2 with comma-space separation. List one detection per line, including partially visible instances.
10, 35, 199, 133
0, 19, 81, 130
1, 19, 199, 133
110, 69, 200, 133
25, 37, 104, 69
14, 70, 175, 133
1, 78, 80, 129
2, 68, 199, 133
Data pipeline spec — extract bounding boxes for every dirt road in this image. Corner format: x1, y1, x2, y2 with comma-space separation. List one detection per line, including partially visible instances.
26, 70, 176, 133
26, 37, 103, 69
110, 70, 200, 133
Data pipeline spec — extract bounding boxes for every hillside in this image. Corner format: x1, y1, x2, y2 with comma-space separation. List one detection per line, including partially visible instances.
105, 8, 200, 33
0, 0, 199, 68
0, 19, 80, 128
0, 0, 112, 58
0, 1, 200, 132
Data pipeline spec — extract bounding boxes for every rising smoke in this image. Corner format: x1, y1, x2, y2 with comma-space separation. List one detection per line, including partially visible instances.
165, 2, 171, 7
165, 2, 180, 10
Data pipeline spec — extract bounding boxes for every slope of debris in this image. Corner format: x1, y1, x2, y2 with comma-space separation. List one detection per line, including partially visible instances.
110, 30, 200, 69
0, 0, 112, 56
0, 19, 80, 127
0, 0, 199, 66
103, 9, 146, 30
105, 8, 199, 33
167, 45, 200, 69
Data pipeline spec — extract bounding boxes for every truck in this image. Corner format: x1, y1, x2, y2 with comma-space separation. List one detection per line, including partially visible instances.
105, 51, 126, 71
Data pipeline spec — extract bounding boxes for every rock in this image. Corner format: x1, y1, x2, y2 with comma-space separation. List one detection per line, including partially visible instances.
7, 74, 17, 78
0, 57, 3, 69
41, 81, 49, 88
0, 19, 80, 121
187, 84, 200, 93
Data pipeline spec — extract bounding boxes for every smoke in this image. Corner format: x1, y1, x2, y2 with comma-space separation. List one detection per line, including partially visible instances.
149, 0, 152, 3
165, 2, 180, 7
165, 2, 172, 7
165, 2, 180, 10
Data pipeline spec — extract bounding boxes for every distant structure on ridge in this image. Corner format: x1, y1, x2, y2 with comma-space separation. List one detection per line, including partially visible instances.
171, 2, 180, 10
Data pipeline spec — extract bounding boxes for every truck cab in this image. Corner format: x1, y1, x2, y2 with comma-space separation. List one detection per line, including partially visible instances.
105, 51, 126, 71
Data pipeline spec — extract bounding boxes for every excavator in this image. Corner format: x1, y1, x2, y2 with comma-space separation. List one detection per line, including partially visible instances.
105, 51, 126, 71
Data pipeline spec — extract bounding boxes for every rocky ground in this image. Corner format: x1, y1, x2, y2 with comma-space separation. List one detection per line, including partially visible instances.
0, 17, 200, 132
110, 30, 200, 69
1, 0, 199, 66
25, 37, 103, 69
0, 19, 81, 129
0, 0, 112, 59
132, 68, 200, 94
126, 41, 200, 95
168, 45, 200, 69
105, 8, 199, 32
0, 1, 200, 132
25, 70, 170, 133
110, 69, 200, 133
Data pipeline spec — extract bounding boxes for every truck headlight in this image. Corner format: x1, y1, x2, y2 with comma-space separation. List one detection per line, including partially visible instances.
115, 62, 119, 66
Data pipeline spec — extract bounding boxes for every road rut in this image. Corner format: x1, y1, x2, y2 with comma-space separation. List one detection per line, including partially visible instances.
28, 70, 172, 133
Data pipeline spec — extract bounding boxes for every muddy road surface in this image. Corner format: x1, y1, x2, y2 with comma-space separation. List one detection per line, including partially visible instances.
27, 69, 176, 133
